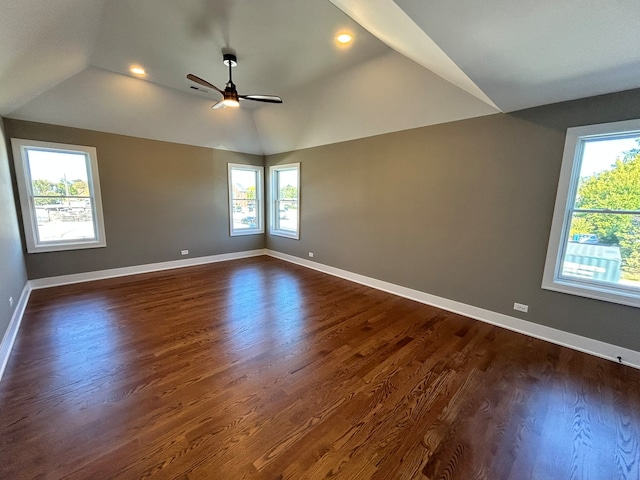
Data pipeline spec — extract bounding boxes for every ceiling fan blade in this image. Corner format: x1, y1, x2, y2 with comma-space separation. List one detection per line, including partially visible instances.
211, 100, 226, 109
239, 94, 283, 104
187, 74, 224, 94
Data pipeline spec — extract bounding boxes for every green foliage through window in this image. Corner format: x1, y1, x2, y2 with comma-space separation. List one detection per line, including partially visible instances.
569, 140, 640, 281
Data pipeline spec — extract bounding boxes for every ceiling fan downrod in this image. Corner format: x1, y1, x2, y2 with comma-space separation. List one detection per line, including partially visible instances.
223, 53, 237, 87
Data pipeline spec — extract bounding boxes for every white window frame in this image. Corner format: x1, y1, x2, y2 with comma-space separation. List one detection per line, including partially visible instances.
11, 138, 107, 254
228, 163, 264, 236
269, 163, 300, 239
542, 119, 640, 308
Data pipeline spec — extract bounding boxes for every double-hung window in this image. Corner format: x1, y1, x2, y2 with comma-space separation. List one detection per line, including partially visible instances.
228, 164, 264, 236
270, 163, 300, 239
11, 139, 107, 253
542, 119, 640, 308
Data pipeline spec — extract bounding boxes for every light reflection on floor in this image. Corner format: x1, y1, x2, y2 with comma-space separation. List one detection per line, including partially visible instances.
225, 266, 305, 352
44, 296, 121, 389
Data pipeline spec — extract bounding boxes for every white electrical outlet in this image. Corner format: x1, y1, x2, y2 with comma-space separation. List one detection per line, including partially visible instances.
513, 302, 529, 313
308, 252, 314, 258
181, 250, 189, 256
9, 297, 13, 308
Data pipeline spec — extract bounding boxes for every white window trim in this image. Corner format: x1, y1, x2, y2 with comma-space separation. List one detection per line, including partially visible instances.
228, 163, 264, 236
542, 119, 640, 308
11, 138, 107, 254
269, 163, 300, 240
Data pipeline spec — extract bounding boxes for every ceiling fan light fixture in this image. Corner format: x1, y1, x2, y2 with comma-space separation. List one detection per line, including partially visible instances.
222, 91, 240, 107
222, 98, 240, 108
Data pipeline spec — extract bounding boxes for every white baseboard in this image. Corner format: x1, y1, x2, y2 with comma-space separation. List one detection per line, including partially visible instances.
29, 249, 267, 289
266, 250, 640, 369
0, 282, 32, 381
8, 248, 640, 375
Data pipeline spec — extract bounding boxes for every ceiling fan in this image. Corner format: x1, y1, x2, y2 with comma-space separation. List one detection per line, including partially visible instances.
187, 53, 283, 109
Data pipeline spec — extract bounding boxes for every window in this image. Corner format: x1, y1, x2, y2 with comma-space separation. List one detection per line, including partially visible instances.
270, 163, 300, 239
228, 164, 264, 236
11, 139, 106, 253
542, 119, 640, 308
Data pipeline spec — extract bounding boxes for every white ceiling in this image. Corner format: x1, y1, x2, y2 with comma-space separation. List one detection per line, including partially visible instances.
392, 0, 640, 112
2, 0, 639, 155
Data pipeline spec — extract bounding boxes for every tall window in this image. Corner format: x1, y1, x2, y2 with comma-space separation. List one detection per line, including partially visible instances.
11, 139, 106, 253
270, 163, 300, 239
228, 164, 264, 236
542, 119, 640, 308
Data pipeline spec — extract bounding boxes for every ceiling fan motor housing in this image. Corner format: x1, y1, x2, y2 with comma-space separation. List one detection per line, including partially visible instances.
224, 89, 239, 102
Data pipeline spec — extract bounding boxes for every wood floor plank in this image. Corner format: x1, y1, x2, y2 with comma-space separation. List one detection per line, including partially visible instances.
1, 256, 639, 479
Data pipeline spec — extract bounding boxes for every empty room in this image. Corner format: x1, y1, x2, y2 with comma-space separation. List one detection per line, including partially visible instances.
1, 1, 640, 479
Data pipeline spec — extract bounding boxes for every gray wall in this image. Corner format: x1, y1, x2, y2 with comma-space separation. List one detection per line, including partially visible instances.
0, 117, 28, 340
4, 119, 265, 279
266, 88, 640, 352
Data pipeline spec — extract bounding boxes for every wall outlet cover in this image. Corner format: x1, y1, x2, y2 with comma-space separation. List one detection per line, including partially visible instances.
513, 302, 529, 313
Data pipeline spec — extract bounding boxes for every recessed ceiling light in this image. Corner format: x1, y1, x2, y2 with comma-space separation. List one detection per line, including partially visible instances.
130, 66, 146, 75
336, 33, 353, 44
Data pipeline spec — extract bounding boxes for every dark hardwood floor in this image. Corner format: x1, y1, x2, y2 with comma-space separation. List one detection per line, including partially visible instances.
1, 256, 639, 479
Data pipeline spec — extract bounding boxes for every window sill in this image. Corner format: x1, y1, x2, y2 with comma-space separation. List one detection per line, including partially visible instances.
542, 277, 640, 309
27, 239, 107, 254
230, 229, 264, 237
270, 229, 299, 240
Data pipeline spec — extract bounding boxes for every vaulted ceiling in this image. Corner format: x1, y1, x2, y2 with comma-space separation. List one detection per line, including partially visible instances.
2, 0, 639, 155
